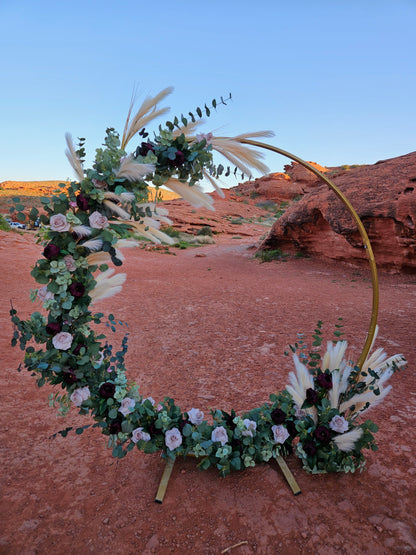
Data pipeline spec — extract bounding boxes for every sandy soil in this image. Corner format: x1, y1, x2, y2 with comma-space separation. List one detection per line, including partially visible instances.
1, 228, 416, 554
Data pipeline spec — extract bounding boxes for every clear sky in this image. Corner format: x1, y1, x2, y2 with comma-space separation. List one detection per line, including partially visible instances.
1, 0, 415, 189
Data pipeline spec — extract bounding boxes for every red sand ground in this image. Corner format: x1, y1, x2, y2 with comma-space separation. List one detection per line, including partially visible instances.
1, 228, 415, 554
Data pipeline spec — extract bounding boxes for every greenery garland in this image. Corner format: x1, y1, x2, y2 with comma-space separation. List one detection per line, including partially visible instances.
10, 89, 406, 476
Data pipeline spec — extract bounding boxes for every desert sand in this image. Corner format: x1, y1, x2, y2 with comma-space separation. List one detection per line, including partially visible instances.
1, 226, 415, 554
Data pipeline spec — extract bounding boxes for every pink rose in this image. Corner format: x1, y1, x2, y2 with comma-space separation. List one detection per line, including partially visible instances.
188, 408, 204, 426
211, 426, 228, 446
50, 213, 70, 232
118, 397, 136, 416
131, 427, 151, 443
52, 332, 73, 350
165, 428, 183, 451
37, 286, 54, 302
272, 424, 290, 444
329, 415, 349, 434
70, 386, 90, 406
89, 211, 109, 229
64, 255, 77, 272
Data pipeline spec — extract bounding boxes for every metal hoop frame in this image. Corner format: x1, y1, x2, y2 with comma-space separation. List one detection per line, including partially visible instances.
240, 138, 379, 368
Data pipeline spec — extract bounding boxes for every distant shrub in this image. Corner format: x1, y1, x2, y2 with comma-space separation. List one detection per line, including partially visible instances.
197, 225, 213, 237
0, 214, 10, 231
161, 226, 181, 238
255, 249, 289, 263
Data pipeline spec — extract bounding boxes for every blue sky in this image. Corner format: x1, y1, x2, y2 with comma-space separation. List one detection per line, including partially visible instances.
1, 0, 415, 189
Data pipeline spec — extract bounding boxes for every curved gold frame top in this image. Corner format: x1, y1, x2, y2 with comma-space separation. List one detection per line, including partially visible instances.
239, 138, 379, 369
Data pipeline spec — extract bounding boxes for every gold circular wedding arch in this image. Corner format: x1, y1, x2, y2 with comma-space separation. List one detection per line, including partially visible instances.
240, 138, 379, 369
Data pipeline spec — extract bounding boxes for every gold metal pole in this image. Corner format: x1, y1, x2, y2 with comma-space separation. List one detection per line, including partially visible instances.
155, 457, 175, 504
239, 138, 379, 368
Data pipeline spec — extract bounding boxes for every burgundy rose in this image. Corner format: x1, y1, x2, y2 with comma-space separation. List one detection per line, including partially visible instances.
271, 408, 287, 425
43, 243, 61, 260
148, 422, 157, 435
138, 142, 155, 156
170, 150, 185, 168
317, 372, 333, 390
286, 420, 298, 438
62, 369, 77, 384
73, 343, 87, 355
76, 194, 89, 211
109, 420, 122, 434
303, 439, 317, 456
306, 388, 319, 405
46, 321, 61, 335
178, 419, 187, 432
69, 282, 85, 298
232, 437, 243, 450
99, 382, 116, 398
314, 425, 332, 444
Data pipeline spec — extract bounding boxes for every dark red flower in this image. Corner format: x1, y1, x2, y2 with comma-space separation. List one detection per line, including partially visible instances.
109, 420, 122, 434
286, 420, 298, 438
69, 282, 85, 297
148, 422, 157, 435
170, 150, 185, 168
46, 321, 61, 335
271, 408, 287, 424
99, 382, 116, 398
303, 439, 317, 456
62, 369, 77, 384
43, 244, 61, 260
76, 194, 89, 211
137, 142, 155, 156
306, 388, 319, 405
73, 343, 86, 355
317, 372, 333, 390
178, 419, 187, 431
314, 425, 332, 443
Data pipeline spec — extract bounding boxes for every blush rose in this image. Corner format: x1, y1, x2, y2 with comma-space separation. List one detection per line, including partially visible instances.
131, 427, 151, 443
52, 332, 73, 350
165, 428, 183, 451
211, 426, 228, 446
272, 424, 290, 444
50, 213, 70, 232
89, 211, 109, 229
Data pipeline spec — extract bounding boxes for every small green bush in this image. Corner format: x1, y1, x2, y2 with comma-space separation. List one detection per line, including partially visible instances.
0, 214, 10, 231
197, 225, 213, 237
255, 249, 289, 263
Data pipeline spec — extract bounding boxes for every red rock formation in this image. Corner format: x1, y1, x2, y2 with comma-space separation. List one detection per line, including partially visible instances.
259, 152, 416, 273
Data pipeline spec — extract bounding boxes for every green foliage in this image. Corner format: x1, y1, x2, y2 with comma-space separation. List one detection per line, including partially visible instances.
255, 249, 289, 263
0, 214, 10, 231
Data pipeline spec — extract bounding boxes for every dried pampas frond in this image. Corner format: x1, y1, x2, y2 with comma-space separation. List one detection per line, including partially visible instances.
103, 199, 131, 220
81, 238, 103, 251
339, 385, 392, 417
333, 428, 363, 452
172, 119, 205, 139
322, 340, 348, 372
86, 248, 125, 267
128, 220, 176, 245
115, 156, 155, 182
210, 131, 274, 176
286, 355, 317, 423
121, 87, 173, 149
65, 133, 84, 182
71, 225, 92, 238
114, 238, 140, 249
90, 269, 127, 302
202, 169, 225, 198
164, 178, 215, 211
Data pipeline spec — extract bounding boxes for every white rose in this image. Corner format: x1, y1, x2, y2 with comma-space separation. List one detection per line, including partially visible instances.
329, 415, 349, 434
89, 211, 109, 229
64, 255, 77, 272
70, 386, 90, 406
211, 426, 228, 446
52, 332, 73, 350
272, 424, 290, 444
118, 397, 136, 416
242, 419, 257, 437
131, 427, 151, 443
188, 408, 204, 426
165, 428, 183, 451
50, 213, 70, 232
37, 286, 54, 302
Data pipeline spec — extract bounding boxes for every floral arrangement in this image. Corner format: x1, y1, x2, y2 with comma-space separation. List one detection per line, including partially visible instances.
10, 88, 406, 476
